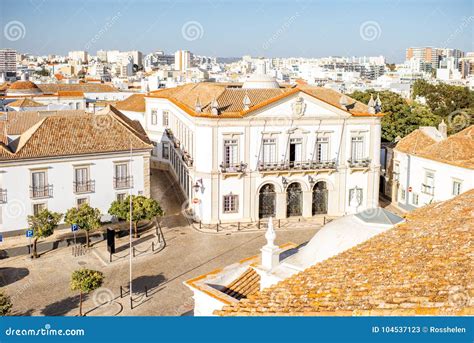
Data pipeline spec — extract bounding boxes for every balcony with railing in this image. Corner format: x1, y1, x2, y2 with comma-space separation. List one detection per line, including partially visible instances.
114, 176, 133, 189
30, 185, 53, 199
0, 189, 7, 204
73, 180, 96, 194
347, 158, 371, 169
258, 159, 337, 174
220, 162, 248, 175
421, 183, 435, 196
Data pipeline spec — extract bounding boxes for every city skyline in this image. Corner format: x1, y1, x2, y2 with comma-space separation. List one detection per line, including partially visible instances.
2, 0, 473, 62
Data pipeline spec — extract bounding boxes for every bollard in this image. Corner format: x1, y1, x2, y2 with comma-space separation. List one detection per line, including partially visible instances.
323, 216, 326, 225
130, 297, 133, 310
133, 247, 135, 257
109, 253, 112, 263
238, 222, 240, 231
258, 220, 261, 230
120, 286, 123, 298
278, 219, 281, 228
145, 286, 148, 297
216, 223, 219, 232
152, 241, 155, 252
199, 221, 202, 230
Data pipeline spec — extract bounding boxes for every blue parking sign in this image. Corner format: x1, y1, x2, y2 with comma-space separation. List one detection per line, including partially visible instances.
0, 234, 3, 242
26, 229, 33, 238
71, 224, 79, 232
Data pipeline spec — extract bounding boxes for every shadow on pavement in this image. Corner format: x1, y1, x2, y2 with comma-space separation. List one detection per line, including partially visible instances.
40, 294, 85, 316
0, 267, 29, 287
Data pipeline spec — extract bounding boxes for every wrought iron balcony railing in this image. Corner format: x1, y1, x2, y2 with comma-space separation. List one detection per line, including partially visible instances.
258, 159, 337, 172
30, 185, 53, 199
73, 180, 96, 194
220, 162, 248, 173
347, 158, 371, 168
113, 176, 133, 189
421, 183, 435, 195
0, 189, 7, 204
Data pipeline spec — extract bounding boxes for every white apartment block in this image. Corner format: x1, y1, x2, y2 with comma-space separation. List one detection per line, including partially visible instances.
139, 76, 383, 224
0, 107, 152, 235
392, 123, 474, 211
0, 48, 17, 77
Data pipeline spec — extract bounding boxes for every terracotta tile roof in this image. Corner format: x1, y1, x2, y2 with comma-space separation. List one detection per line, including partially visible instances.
115, 94, 146, 112
8, 81, 40, 90
216, 190, 474, 316
416, 125, 474, 169
222, 268, 261, 301
57, 91, 84, 98
37, 83, 118, 94
395, 126, 474, 169
148, 83, 374, 118
0, 106, 151, 161
1, 110, 85, 135
6, 98, 45, 108
394, 129, 438, 155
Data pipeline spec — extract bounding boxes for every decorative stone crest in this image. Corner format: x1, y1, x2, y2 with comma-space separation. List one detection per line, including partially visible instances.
291, 96, 306, 117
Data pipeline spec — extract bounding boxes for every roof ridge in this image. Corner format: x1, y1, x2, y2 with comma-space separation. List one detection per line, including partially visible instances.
107, 106, 151, 145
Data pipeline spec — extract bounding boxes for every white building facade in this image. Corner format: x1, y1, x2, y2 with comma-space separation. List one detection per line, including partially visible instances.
141, 80, 382, 224
0, 107, 152, 235
392, 125, 474, 211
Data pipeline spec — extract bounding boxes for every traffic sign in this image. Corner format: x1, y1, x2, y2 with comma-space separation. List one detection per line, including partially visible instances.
0, 234, 3, 242
26, 229, 33, 238
71, 224, 79, 232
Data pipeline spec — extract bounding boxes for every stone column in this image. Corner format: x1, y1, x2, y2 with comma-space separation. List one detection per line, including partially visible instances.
302, 190, 312, 217
275, 191, 286, 219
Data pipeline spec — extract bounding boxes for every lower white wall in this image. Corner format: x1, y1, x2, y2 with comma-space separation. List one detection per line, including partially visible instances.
0, 152, 148, 235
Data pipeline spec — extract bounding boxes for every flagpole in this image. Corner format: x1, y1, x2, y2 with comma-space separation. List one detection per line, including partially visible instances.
129, 138, 133, 308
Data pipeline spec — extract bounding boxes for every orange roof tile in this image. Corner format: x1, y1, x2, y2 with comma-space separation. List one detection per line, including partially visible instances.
147, 83, 375, 119
115, 94, 145, 112
0, 106, 151, 160
216, 190, 474, 316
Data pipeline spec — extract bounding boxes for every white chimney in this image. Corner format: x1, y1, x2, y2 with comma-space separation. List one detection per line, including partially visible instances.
438, 119, 447, 139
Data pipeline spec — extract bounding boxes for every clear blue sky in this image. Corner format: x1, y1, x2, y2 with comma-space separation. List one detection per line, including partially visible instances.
1, 0, 472, 62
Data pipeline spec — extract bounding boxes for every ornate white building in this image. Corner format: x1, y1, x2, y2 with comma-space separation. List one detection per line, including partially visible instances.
143, 76, 383, 224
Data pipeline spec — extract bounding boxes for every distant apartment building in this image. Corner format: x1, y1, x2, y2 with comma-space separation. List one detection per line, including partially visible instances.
68, 50, 88, 64
391, 123, 474, 212
0, 49, 17, 77
406, 47, 442, 69
175, 50, 191, 71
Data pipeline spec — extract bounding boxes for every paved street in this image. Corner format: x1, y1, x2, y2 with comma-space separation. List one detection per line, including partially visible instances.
0, 170, 318, 316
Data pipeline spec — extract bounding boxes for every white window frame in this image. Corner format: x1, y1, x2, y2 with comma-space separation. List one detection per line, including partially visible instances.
32, 202, 47, 216
223, 138, 239, 166
350, 135, 365, 161
223, 194, 239, 213
151, 110, 158, 125
162, 142, 170, 159
162, 111, 169, 127
315, 137, 329, 162
452, 179, 462, 196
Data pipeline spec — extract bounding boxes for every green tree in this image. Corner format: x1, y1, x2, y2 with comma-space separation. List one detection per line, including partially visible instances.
349, 89, 442, 142
64, 204, 101, 247
412, 80, 474, 132
108, 195, 164, 238
27, 209, 62, 258
70, 268, 104, 316
0, 291, 12, 316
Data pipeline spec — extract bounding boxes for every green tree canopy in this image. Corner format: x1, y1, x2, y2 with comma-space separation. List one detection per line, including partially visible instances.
412, 80, 474, 133
27, 209, 62, 258
349, 90, 442, 142
0, 291, 12, 316
108, 195, 164, 238
70, 268, 104, 316
65, 204, 101, 247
